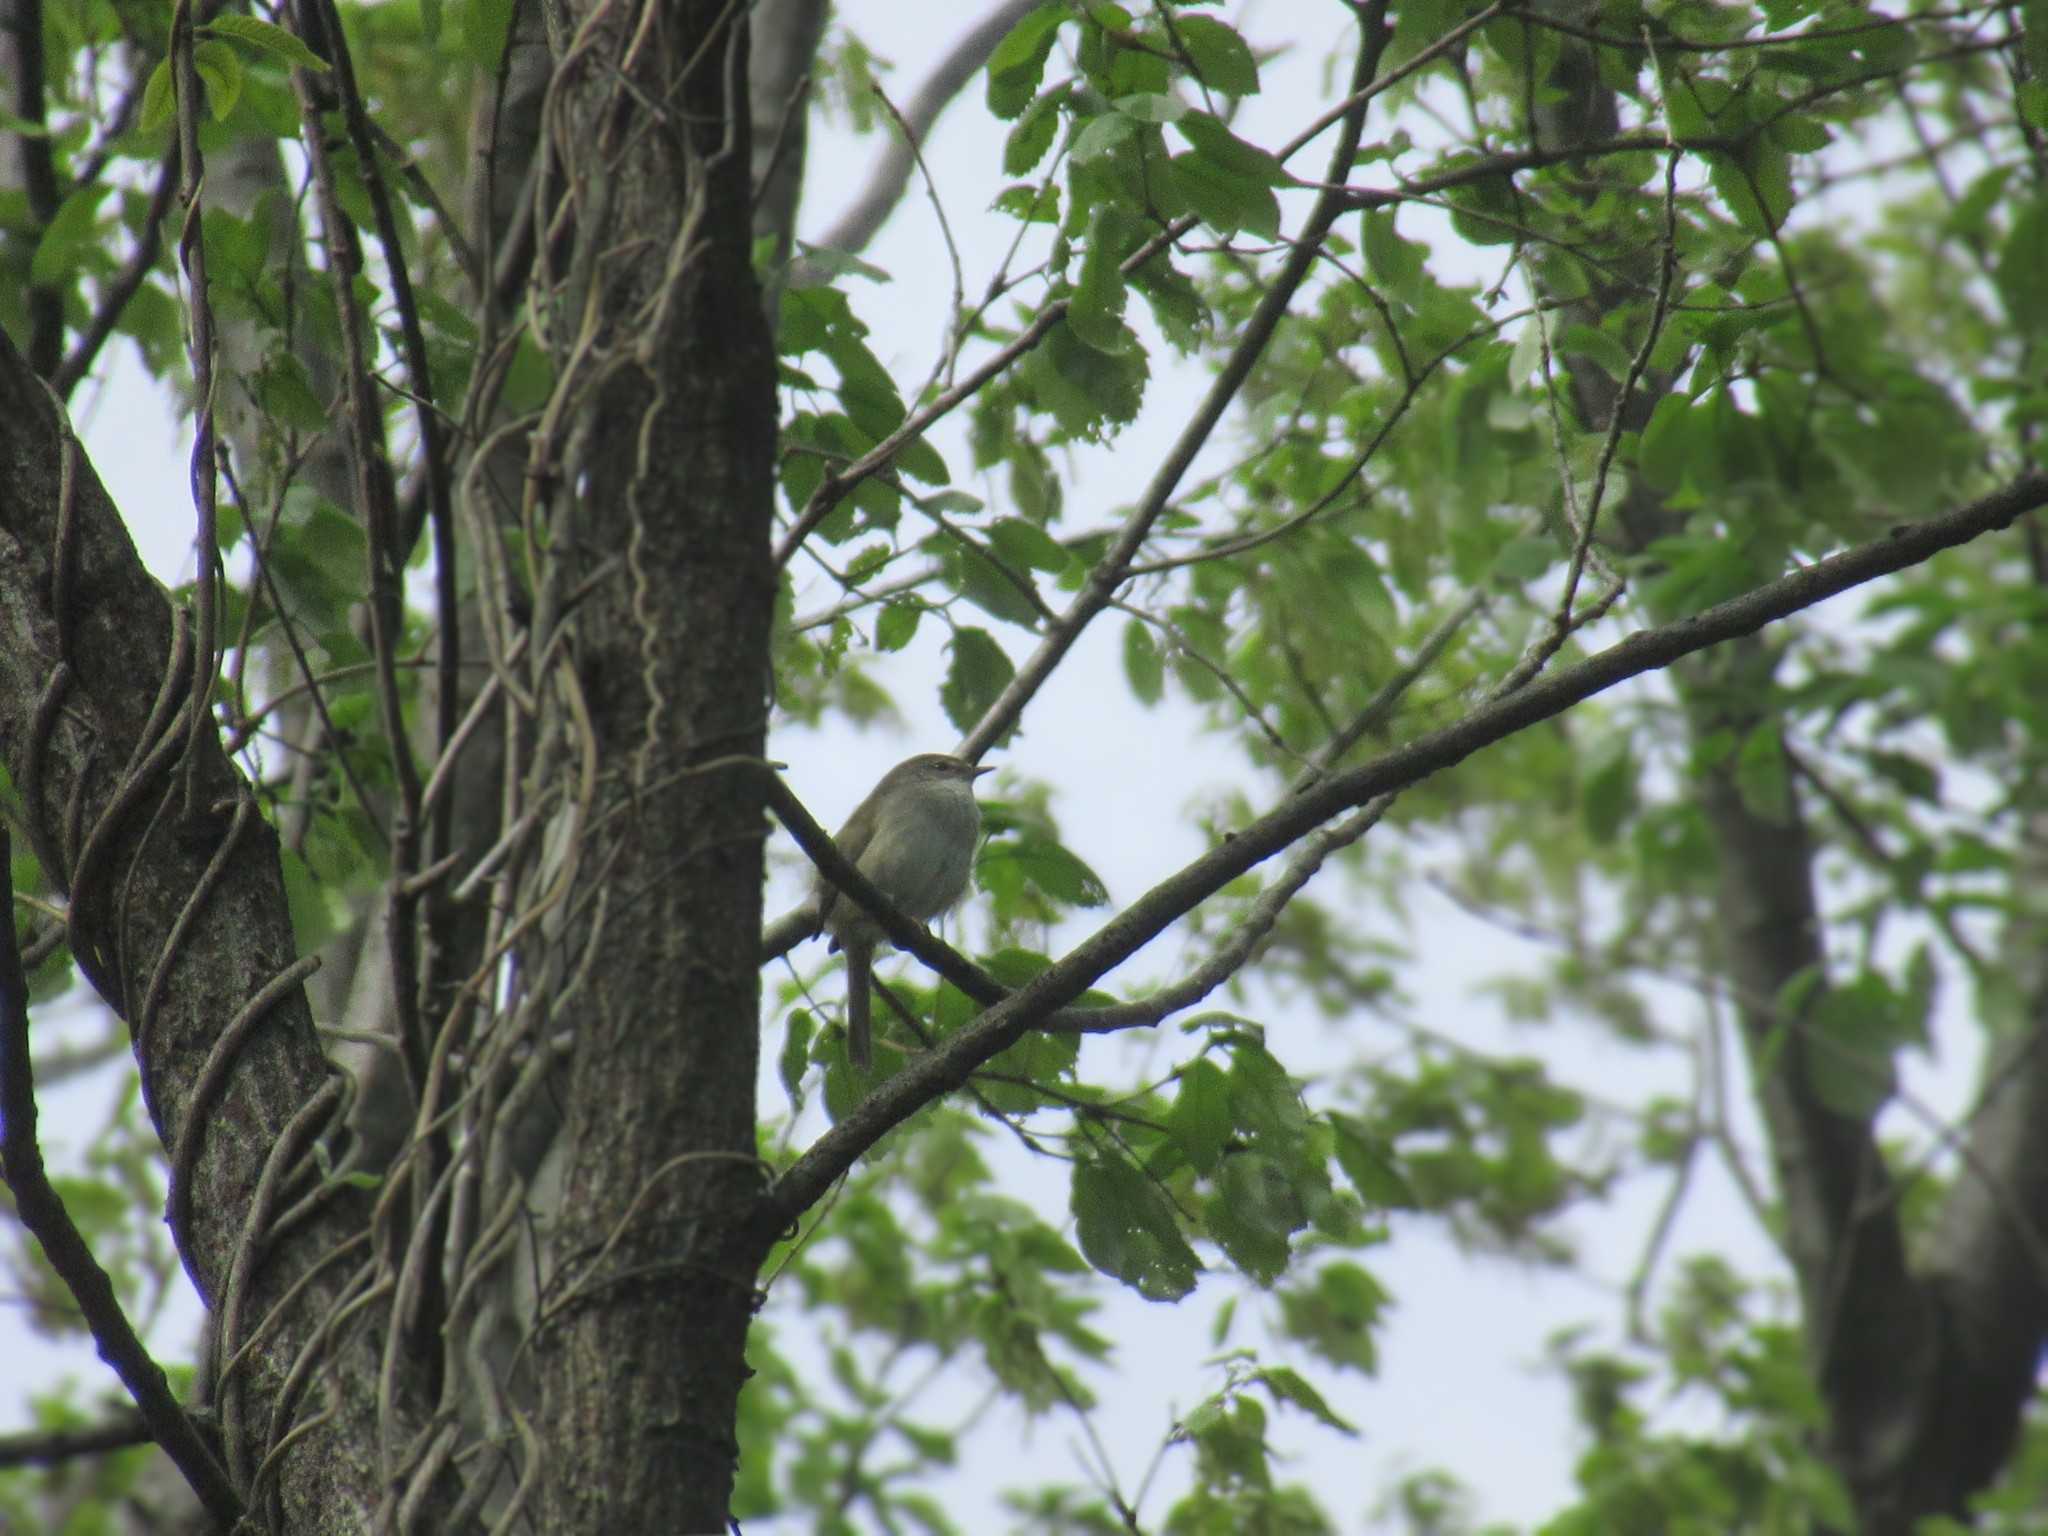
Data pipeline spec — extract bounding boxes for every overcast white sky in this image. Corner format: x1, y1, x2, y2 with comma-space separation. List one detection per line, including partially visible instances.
9, 2, 1996, 1530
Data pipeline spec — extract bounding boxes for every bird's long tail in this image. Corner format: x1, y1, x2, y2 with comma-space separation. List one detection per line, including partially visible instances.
845, 943, 872, 1069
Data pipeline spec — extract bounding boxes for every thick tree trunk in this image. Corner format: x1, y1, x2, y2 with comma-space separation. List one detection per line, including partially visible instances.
0, 328, 393, 1533
528, 1, 779, 1527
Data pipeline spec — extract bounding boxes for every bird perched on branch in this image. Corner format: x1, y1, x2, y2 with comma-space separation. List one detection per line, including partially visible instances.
813, 753, 992, 1068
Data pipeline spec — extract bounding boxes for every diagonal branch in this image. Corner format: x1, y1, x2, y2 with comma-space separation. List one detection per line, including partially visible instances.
760, 471, 2048, 1223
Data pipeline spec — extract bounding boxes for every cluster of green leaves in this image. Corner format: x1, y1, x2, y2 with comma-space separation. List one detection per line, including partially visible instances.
749, 1008, 1404, 1530
1543, 1259, 1853, 1536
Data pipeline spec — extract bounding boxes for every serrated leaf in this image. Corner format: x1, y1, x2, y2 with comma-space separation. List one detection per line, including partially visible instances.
1004, 89, 1062, 175
1175, 110, 1292, 186
1070, 204, 1130, 352
1005, 832, 1109, 907
987, 2, 1068, 119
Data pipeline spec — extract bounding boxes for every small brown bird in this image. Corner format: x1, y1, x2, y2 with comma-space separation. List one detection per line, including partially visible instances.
813, 753, 992, 1068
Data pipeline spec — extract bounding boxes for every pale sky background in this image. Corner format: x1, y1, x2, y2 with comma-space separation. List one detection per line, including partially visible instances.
7, 1, 1994, 1530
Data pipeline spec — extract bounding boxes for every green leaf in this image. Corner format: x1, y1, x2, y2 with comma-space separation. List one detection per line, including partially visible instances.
280, 845, 349, 952
1492, 535, 1554, 583
1174, 110, 1293, 186
1206, 1152, 1304, 1283
987, 2, 1067, 119
1733, 721, 1792, 824
1329, 1115, 1418, 1209
1250, 1367, 1357, 1434
193, 39, 245, 121
1557, 323, 1636, 383
256, 352, 331, 433
918, 488, 985, 516
988, 518, 1070, 573
875, 601, 922, 652
1507, 316, 1545, 391
1766, 113, 1831, 151
1027, 317, 1148, 438
993, 181, 1060, 224
1170, 152, 1279, 238
1708, 144, 1791, 237
1113, 91, 1186, 123
1441, 168, 1519, 246
1360, 210, 1424, 297
1166, 1059, 1232, 1175
1279, 1262, 1388, 1374
945, 539, 1042, 626
29, 183, 110, 286
140, 59, 176, 133
1792, 974, 1899, 1119
1004, 89, 1063, 175
1071, 109, 1136, 163
940, 627, 1015, 735
1173, 14, 1259, 95
779, 1008, 815, 1100
203, 12, 331, 72
1997, 196, 2048, 332
1580, 735, 1639, 845
1123, 618, 1164, 704
999, 830, 1110, 907
1637, 393, 1696, 491
1070, 204, 1131, 352
1072, 1150, 1202, 1300
455, 0, 517, 70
